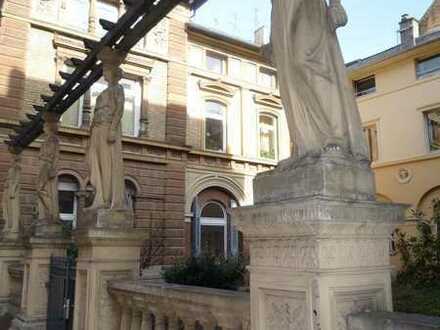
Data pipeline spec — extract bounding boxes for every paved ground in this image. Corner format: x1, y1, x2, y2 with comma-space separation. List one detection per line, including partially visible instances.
0, 313, 12, 330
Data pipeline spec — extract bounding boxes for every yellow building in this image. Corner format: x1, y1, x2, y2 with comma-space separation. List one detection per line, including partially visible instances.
347, 0, 440, 262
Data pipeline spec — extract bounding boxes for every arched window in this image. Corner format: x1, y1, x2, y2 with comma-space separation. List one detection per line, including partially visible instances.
204, 101, 226, 152
259, 114, 278, 160
58, 175, 80, 227
125, 179, 138, 211
200, 202, 227, 257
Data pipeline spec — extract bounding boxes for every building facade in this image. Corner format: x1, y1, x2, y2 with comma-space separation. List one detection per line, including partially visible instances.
0, 0, 290, 264
348, 1, 440, 263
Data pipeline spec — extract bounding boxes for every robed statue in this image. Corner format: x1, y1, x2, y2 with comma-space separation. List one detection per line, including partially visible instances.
2, 153, 21, 237
87, 48, 126, 210
37, 114, 60, 222
271, 0, 369, 160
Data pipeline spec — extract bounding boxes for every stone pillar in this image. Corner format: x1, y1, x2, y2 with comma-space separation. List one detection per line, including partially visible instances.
72, 224, 146, 330
0, 240, 25, 316
0, 151, 25, 316
11, 235, 68, 330
233, 151, 406, 330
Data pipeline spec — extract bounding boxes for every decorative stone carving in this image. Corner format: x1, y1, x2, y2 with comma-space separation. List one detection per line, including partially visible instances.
146, 19, 169, 55
86, 47, 127, 211
2, 152, 21, 239
333, 288, 385, 330
37, 112, 60, 223
264, 290, 308, 330
396, 168, 412, 184
271, 0, 369, 160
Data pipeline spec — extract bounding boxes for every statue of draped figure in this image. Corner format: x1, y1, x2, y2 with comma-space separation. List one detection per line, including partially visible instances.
87, 48, 126, 210
2, 153, 21, 237
37, 116, 59, 222
271, 0, 369, 160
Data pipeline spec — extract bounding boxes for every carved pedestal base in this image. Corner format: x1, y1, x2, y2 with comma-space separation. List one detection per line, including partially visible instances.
254, 150, 375, 204
0, 240, 25, 316
72, 221, 146, 330
234, 168, 406, 330
10, 236, 69, 330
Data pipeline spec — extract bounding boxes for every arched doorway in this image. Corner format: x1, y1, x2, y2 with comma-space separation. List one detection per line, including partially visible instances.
191, 187, 242, 257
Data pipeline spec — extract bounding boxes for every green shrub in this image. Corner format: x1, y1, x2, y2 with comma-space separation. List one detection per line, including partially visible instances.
395, 198, 440, 287
162, 255, 247, 291
393, 281, 440, 316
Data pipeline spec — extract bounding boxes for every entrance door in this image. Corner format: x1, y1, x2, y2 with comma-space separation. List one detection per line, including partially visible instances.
47, 256, 76, 330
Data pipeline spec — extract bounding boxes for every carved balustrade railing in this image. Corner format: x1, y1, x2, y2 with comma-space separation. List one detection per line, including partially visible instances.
108, 280, 250, 330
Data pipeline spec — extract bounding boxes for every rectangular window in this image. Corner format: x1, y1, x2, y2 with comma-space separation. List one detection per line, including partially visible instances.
417, 54, 440, 79
426, 110, 440, 151
354, 76, 376, 97
259, 114, 277, 160
259, 67, 277, 89
91, 78, 142, 137
60, 64, 83, 127
363, 124, 379, 161
205, 101, 226, 152
96, 0, 119, 37
206, 51, 227, 75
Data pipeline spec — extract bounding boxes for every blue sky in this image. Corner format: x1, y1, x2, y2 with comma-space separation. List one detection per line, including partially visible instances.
193, 0, 434, 62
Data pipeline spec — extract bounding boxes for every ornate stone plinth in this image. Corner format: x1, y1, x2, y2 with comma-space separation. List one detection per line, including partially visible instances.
11, 233, 69, 330
233, 152, 406, 330
0, 239, 25, 316
72, 211, 146, 330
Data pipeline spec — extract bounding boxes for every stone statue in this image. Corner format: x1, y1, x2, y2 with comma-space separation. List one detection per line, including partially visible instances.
2, 153, 21, 237
271, 0, 369, 160
37, 113, 60, 223
87, 47, 126, 210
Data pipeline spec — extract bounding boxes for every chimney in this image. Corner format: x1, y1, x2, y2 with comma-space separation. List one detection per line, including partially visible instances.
399, 14, 420, 48
254, 26, 269, 46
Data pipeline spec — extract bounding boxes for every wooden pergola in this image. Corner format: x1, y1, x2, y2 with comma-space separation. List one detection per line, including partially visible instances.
6, 0, 207, 153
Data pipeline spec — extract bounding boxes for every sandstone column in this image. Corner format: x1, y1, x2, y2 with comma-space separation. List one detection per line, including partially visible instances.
234, 2, 407, 329
11, 112, 69, 330
233, 150, 405, 330
0, 151, 26, 316
73, 47, 146, 330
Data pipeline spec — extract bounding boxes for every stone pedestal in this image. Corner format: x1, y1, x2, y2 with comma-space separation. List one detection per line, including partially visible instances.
11, 232, 69, 330
72, 210, 146, 330
233, 152, 406, 330
0, 239, 25, 316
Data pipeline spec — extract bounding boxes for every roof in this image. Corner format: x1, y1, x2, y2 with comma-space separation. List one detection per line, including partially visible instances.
347, 28, 440, 72
186, 22, 261, 52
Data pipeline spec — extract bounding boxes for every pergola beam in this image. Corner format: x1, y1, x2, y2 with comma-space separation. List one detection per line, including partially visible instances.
6, 0, 205, 153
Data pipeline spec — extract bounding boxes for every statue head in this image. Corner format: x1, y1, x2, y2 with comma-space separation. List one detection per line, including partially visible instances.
103, 66, 123, 85
98, 47, 126, 86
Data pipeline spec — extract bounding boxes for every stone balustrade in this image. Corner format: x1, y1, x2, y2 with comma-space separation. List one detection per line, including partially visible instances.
108, 280, 250, 330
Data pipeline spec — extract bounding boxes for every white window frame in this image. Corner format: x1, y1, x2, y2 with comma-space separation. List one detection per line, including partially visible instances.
258, 113, 278, 161
204, 100, 227, 153
416, 54, 440, 79
354, 75, 376, 97
205, 51, 227, 75
198, 201, 228, 257
60, 64, 84, 128
58, 180, 78, 227
91, 78, 141, 137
